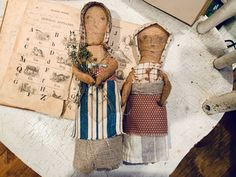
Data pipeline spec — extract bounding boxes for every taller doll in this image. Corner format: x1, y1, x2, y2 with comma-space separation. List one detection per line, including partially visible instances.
71, 2, 123, 173
122, 23, 172, 164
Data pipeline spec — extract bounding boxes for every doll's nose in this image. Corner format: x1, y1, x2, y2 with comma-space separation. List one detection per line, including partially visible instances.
150, 38, 156, 45
93, 20, 99, 28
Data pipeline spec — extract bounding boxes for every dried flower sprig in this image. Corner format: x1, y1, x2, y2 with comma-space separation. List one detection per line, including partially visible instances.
67, 31, 96, 76
67, 31, 95, 104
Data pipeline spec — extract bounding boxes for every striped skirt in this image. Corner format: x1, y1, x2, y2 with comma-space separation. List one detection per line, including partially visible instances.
74, 80, 123, 140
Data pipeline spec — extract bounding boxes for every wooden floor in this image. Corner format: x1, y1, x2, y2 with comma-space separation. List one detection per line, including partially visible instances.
0, 142, 40, 177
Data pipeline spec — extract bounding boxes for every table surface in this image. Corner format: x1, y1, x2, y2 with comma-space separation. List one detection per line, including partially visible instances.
0, 0, 233, 177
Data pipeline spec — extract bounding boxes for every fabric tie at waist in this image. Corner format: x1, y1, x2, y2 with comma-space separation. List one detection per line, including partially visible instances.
131, 82, 164, 94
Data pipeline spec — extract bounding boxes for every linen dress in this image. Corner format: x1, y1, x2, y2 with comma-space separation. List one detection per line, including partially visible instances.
73, 2, 123, 173
123, 62, 169, 163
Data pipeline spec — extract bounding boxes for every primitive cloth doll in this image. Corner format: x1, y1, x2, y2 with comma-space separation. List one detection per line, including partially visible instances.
121, 23, 172, 164
71, 2, 123, 173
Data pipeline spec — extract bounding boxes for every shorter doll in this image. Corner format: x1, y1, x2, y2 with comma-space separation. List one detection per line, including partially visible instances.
122, 23, 172, 164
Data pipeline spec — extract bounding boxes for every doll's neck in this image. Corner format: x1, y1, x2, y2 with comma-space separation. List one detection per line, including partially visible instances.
139, 52, 162, 64
87, 44, 105, 51
87, 45, 107, 63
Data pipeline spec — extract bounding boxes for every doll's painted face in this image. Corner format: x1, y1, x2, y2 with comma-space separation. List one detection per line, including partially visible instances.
137, 25, 169, 62
85, 6, 108, 45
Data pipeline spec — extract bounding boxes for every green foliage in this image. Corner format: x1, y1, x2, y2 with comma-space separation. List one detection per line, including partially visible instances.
67, 32, 94, 105
79, 45, 92, 62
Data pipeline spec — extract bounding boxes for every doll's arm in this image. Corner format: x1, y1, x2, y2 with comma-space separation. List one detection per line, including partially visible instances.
121, 70, 135, 107
95, 56, 118, 86
72, 65, 95, 85
159, 71, 172, 106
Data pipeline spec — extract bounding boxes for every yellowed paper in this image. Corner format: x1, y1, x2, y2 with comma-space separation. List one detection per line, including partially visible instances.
0, 0, 29, 87
0, 0, 80, 117
0, 0, 140, 119
109, 19, 140, 85
0, 0, 9, 31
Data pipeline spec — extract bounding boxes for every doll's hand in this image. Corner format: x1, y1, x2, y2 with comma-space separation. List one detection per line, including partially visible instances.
86, 76, 96, 85
121, 105, 126, 113
95, 76, 103, 87
157, 100, 166, 107
158, 70, 171, 107
72, 65, 95, 85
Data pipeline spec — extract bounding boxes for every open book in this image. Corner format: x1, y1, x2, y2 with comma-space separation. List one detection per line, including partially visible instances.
0, 0, 139, 119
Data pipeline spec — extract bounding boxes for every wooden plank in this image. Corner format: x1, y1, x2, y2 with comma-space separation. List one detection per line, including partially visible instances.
0, 143, 40, 177
0, 150, 18, 176
0, 143, 7, 156
20, 168, 41, 177
1, 158, 28, 177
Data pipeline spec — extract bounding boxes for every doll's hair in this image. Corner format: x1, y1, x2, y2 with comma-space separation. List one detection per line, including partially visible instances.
79, 1, 112, 49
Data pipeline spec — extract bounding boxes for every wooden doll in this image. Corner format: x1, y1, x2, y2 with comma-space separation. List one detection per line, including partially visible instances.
71, 2, 123, 173
121, 23, 172, 164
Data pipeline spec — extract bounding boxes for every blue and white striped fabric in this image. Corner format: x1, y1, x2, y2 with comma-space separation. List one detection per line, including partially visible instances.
75, 80, 123, 140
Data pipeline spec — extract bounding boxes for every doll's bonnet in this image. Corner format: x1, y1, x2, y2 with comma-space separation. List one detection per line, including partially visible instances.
79, 1, 112, 49
133, 22, 173, 65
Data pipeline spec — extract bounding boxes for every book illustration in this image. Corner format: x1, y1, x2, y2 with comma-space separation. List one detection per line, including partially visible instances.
109, 28, 133, 64
51, 72, 70, 83
35, 29, 50, 41
61, 36, 70, 47
31, 47, 44, 57
19, 82, 36, 95
109, 25, 138, 84
57, 56, 72, 67
52, 90, 61, 99
115, 35, 134, 63
116, 69, 125, 80
24, 65, 40, 77
0, 0, 139, 119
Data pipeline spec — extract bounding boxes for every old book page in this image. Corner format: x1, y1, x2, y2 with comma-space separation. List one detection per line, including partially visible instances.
0, 0, 8, 30
0, 0, 29, 88
0, 0, 140, 119
0, 0, 80, 117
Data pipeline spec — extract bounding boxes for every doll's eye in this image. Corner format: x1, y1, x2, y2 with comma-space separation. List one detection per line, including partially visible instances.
101, 17, 105, 21
155, 36, 165, 43
143, 35, 147, 39
86, 15, 90, 19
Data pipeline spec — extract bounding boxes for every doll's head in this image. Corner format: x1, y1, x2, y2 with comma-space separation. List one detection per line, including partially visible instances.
137, 24, 169, 64
80, 2, 112, 47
